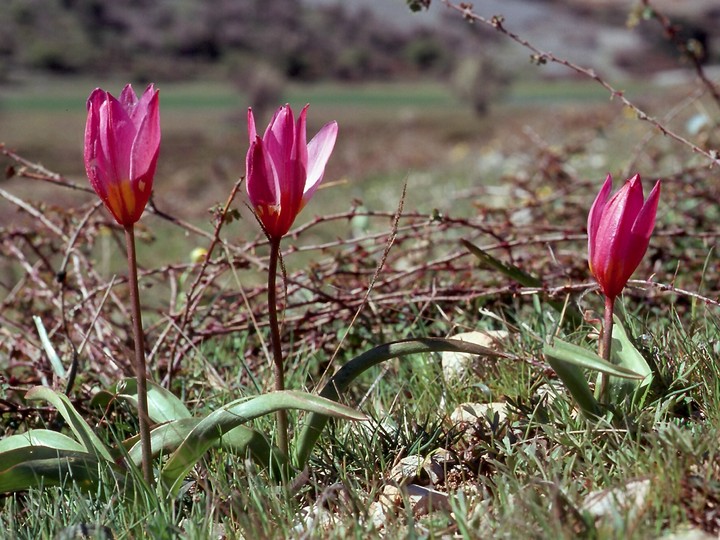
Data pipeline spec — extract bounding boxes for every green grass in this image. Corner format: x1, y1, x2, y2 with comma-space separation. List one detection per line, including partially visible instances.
5, 301, 720, 538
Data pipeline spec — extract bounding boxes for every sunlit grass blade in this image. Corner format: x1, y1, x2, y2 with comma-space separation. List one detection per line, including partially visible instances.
294, 337, 508, 469
32, 316, 66, 378
91, 377, 193, 423
25, 387, 114, 462
161, 390, 367, 496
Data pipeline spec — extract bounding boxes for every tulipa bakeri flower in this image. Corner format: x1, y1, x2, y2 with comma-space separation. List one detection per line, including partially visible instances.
587, 173, 660, 399
588, 173, 661, 302
246, 104, 337, 456
246, 104, 338, 240
84, 84, 161, 485
84, 84, 160, 226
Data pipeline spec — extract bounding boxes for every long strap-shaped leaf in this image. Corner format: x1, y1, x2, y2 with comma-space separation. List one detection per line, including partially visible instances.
461, 239, 582, 326
0, 429, 86, 454
293, 338, 508, 469
91, 377, 192, 423
543, 338, 646, 417
25, 387, 114, 462
161, 390, 366, 496
125, 418, 287, 478
0, 448, 126, 494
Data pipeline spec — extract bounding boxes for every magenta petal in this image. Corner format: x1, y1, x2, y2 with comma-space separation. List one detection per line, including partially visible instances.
294, 105, 308, 165
84, 83, 161, 226
264, 105, 293, 155
126, 84, 156, 128
587, 173, 660, 299
129, 90, 160, 182
303, 121, 338, 202
247, 108, 257, 142
587, 174, 612, 261
118, 84, 139, 109
246, 138, 279, 208
631, 180, 661, 240
106, 93, 138, 182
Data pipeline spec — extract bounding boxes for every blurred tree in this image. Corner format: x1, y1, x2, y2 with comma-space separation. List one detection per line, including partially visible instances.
451, 55, 512, 116
0, 0, 458, 83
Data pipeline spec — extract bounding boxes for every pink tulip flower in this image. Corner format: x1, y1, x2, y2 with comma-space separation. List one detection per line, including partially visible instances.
587, 174, 661, 300
246, 104, 338, 239
84, 84, 160, 226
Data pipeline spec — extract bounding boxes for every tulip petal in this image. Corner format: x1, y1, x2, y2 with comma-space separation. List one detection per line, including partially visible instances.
631, 180, 661, 240
119, 84, 139, 109
84, 90, 107, 196
303, 121, 338, 203
587, 174, 612, 263
84, 84, 161, 226
245, 104, 337, 238
247, 108, 257, 142
246, 137, 279, 209
103, 92, 136, 183
264, 105, 295, 170
129, 89, 160, 184
294, 105, 308, 166
587, 173, 660, 300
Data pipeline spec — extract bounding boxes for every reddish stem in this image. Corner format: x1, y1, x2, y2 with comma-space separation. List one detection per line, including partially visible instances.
125, 224, 153, 485
267, 237, 288, 456
598, 294, 615, 403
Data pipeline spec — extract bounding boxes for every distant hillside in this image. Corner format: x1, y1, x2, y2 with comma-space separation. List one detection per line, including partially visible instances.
301, 0, 719, 78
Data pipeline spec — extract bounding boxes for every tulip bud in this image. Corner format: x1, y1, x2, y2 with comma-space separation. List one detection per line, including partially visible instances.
587, 174, 661, 300
246, 104, 338, 239
84, 84, 161, 226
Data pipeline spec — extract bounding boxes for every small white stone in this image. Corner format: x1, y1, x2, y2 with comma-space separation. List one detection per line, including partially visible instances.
582, 478, 651, 521
442, 330, 508, 383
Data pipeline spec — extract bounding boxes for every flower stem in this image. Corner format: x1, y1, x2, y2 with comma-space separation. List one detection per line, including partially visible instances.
598, 295, 615, 403
267, 237, 288, 456
124, 225, 153, 486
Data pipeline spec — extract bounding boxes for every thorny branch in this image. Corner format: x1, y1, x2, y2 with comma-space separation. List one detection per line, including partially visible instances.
443, 1, 720, 168
2, 3, 720, 405
640, 0, 720, 108
2, 137, 719, 403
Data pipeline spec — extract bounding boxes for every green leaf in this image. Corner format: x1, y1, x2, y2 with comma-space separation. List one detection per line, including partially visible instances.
543, 338, 647, 417
462, 239, 542, 288
294, 337, 507, 469
126, 418, 287, 481
0, 446, 95, 473
462, 239, 581, 325
543, 340, 645, 380
0, 429, 86, 454
25, 387, 113, 462
91, 378, 192, 424
604, 316, 653, 402
161, 391, 366, 496
545, 355, 600, 417
610, 316, 652, 384
0, 449, 126, 494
